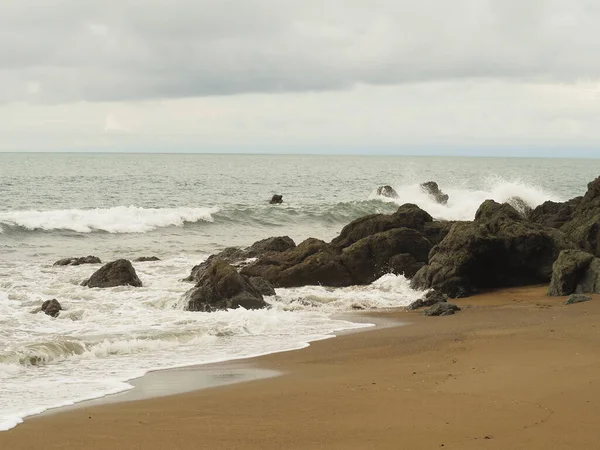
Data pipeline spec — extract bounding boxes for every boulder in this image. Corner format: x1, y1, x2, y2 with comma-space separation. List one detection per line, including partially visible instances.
184, 237, 296, 283
184, 261, 267, 312
54, 256, 101, 266
340, 227, 431, 284
407, 290, 448, 310
412, 200, 576, 297
249, 277, 276, 296
134, 256, 160, 262
82, 259, 142, 288
241, 238, 353, 288
561, 177, 600, 256
41, 299, 62, 318
565, 294, 592, 305
547, 250, 595, 296
423, 302, 460, 316
246, 236, 296, 256
270, 195, 283, 204
376, 185, 399, 199
529, 198, 581, 229
331, 203, 433, 249
421, 181, 449, 205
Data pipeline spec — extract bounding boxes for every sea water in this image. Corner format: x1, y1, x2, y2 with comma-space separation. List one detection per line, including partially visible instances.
1, 153, 599, 430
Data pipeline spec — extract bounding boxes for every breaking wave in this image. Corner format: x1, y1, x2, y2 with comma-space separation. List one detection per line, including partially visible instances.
0, 206, 219, 234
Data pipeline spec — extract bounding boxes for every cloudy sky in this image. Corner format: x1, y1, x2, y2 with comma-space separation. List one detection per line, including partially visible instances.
1, 0, 599, 155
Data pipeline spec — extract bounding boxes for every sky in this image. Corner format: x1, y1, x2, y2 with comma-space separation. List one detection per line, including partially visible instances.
1, 0, 600, 156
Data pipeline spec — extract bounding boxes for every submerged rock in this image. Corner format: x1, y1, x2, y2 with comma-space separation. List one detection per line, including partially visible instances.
184, 261, 267, 312
423, 302, 460, 316
270, 195, 283, 204
54, 256, 101, 266
134, 256, 160, 262
565, 294, 592, 305
82, 259, 142, 288
412, 200, 576, 297
41, 299, 62, 318
376, 185, 399, 199
421, 181, 449, 205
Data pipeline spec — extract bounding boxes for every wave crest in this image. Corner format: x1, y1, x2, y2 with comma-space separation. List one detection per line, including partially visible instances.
0, 206, 218, 234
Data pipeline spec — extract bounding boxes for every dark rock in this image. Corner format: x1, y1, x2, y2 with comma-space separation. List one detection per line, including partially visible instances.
565, 294, 592, 305
184, 237, 296, 283
421, 181, 449, 205
241, 238, 353, 288
331, 203, 433, 249
474, 200, 523, 222
576, 258, 600, 294
388, 253, 425, 279
133, 256, 160, 262
246, 236, 296, 256
270, 195, 283, 204
423, 302, 460, 316
407, 290, 448, 310
41, 299, 62, 318
561, 177, 600, 256
412, 200, 576, 297
529, 198, 581, 229
83, 259, 142, 288
376, 185, 399, 199
184, 261, 267, 312
54, 256, 101, 266
249, 277, 276, 296
548, 250, 594, 296
340, 228, 431, 284
506, 197, 533, 218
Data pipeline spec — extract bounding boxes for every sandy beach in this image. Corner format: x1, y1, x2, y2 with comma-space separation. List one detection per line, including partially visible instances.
2, 286, 599, 450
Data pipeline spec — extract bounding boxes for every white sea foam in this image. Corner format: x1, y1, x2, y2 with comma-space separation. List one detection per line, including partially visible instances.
0, 255, 406, 431
372, 178, 561, 221
0, 206, 219, 233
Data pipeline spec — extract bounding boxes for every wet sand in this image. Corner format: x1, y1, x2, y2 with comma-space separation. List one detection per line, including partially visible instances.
2, 286, 599, 449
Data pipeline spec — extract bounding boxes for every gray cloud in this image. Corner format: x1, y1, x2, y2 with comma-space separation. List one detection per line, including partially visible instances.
1, 0, 599, 103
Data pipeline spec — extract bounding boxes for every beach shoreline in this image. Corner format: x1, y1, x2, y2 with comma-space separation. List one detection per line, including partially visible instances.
2, 286, 600, 449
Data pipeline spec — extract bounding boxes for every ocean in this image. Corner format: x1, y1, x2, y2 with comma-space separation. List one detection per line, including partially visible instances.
1, 153, 599, 430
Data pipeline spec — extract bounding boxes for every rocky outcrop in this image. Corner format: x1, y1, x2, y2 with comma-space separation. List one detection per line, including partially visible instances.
242, 238, 354, 288
423, 302, 460, 316
249, 277, 276, 296
421, 181, 449, 205
529, 198, 581, 229
548, 249, 600, 296
241, 204, 439, 288
41, 299, 62, 318
561, 177, 600, 257
376, 185, 399, 199
270, 195, 283, 204
134, 256, 160, 262
340, 228, 431, 283
407, 290, 448, 310
82, 259, 142, 288
184, 261, 267, 312
412, 200, 576, 297
184, 237, 296, 283
331, 203, 433, 250
54, 256, 101, 266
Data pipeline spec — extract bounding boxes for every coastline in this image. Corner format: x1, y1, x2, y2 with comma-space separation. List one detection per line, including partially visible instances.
2, 286, 600, 449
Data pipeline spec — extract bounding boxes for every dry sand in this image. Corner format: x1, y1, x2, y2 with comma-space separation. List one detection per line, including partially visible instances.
2, 286, 599, 449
